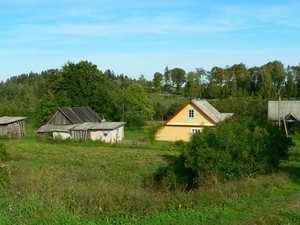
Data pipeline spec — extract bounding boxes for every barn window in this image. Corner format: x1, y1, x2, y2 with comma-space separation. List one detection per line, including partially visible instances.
188, 109, 195, 118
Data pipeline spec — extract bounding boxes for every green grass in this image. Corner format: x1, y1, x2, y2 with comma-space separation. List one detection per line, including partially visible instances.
0, 130, 299, 224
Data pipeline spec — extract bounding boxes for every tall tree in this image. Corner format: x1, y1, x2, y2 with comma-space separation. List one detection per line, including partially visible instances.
229, 63, 251, 97
124, 83, 155, 128
163, 66, 171, 92
291, 64, 300, 96
257, 65, 276, 98
267, 61, 286, 91
285, 66, 298, 98
170, 68, 186, 94
248, 66, 260, 95
153, 72, 163, 92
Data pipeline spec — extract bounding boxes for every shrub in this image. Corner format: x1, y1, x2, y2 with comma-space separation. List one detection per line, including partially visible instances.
0, 143, 10, 188
154, 116, 294, 189
144, 122, 163, 143
0, 143, 8, 162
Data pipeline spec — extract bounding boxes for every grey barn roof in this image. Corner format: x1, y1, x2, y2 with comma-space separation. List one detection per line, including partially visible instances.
70, 122, 126, 131
268, 101, 300, 121
37, 124, 79, 133
0, 116, 27, 125
37, 122, 126, 133
191, 100, 233, 123
58, 107, 101, 123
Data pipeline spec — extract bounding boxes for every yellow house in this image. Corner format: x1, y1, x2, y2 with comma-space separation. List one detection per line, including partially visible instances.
156, 100, 233, 142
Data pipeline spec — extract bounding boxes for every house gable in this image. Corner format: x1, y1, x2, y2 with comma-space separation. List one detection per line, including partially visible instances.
156, 100, 233, 142
166, 102, 216, 127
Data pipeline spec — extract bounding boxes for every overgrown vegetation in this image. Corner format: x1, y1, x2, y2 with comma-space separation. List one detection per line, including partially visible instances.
0, 130, 299, 224
0, 142, 10, 188
155, 116, 294, 189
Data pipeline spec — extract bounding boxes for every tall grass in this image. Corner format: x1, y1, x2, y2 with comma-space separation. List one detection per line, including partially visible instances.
0, 130, 299, 224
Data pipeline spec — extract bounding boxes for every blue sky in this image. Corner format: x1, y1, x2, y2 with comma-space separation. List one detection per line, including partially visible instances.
1, 0, 300, 81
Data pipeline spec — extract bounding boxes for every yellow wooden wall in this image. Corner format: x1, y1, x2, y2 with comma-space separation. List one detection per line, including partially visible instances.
156, 126, 193, 141
167, 103, 213, 126
155, 103, 215, 141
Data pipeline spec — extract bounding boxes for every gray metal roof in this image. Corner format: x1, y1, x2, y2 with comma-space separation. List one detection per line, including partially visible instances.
0, 116, 27, 125
36, 124, 79, 133
58, 107, 101, 124
268, 101, 300, 121
37, 122, 125, 133
70, 122, 126, 131
191, 100, 233, 123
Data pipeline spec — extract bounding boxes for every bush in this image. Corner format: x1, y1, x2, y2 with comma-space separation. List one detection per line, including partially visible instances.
0, 143, 10, 188
144, 122, 163, 143
0, 143, 8, 162
154, 116, 294, 189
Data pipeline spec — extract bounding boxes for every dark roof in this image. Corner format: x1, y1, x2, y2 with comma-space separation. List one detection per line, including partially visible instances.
0, 116, 27, 125
58, 107, 101, 123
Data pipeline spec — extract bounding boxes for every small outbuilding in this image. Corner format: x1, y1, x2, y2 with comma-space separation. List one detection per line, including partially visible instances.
0, 116, 27, 138
268, 100, 300, 133
37, 106, 126, 143
70, 122, 125, 143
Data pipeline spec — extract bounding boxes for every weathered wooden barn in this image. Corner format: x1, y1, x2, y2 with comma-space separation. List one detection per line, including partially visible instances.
46, 106, 101, 125
37, 107, 125, 142
0, 116, 27, 138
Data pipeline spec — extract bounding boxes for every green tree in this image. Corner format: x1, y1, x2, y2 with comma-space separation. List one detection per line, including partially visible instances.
285, 66, 298, 98
229, 63, 251, 97
185, 68, 205, 99
163, 66, 171, 92
257, 65, 276, 98
153, 72, 163, 92
170, 68, 186, 94
291, 64, 300, 96
268, 61, 286, 91
124, 83, 155, 128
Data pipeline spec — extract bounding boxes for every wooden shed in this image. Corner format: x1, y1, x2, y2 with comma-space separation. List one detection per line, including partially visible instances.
70, 122, 125, 143
36, 124, 78, 139
46, 106, 101, 125
37, 106, 125, 142
0, 116, 27, 138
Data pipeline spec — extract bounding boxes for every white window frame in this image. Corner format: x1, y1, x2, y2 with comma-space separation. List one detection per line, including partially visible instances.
188, 109, 195, 118
191, 128, 202, 134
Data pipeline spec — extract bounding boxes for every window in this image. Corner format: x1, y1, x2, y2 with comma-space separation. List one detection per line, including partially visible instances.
188, 109, 195, 118
191, 128, 202, 134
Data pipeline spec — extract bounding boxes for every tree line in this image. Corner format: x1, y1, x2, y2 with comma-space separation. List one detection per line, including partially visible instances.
0, 60, 299, 127
151, 61, 300, 99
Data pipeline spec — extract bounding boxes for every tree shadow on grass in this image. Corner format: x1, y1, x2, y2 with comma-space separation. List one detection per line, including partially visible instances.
159, 154, 178, 164
280, 164, 300, 185
280, 145, 300, 185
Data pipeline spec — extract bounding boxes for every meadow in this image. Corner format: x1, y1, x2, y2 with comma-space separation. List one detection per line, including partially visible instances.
0, 129, 299, 224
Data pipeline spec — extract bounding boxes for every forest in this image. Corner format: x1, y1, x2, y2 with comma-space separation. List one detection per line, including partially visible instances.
1, 60, 300, 127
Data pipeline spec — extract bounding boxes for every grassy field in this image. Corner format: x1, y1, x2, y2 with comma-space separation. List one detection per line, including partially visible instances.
0, 129, 299, 224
